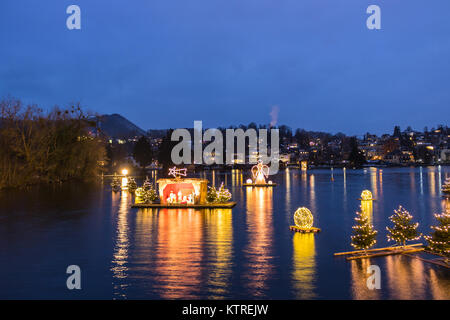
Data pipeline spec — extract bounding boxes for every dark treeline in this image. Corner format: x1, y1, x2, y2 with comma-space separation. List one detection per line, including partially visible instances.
0, 98, 106, 189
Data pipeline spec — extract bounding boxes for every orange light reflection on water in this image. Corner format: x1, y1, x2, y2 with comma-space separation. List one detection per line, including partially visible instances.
243, 187, 274, 297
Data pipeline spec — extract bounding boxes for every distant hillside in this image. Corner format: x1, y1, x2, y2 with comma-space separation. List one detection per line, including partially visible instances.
97, 114, 146, 139
147, 129, 169, 138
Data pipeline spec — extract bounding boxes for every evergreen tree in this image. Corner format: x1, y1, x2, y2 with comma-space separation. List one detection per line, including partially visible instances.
216, 182, 232, 203
111, 173, 121, 192
386, 206, 421, 247
141, 186, 158, 203
206, 186, 218, 203
157, 130, 177, 176
351, 208, 377, 253
425, 212, 449, 262
132, 136, 153, 169
348, 137, 365, 168
127, 177, 137, 192
143, 176, 152, 191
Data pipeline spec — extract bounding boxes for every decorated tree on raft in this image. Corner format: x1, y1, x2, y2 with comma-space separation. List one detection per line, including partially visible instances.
351, 208, 378, 254
206, 183, 232, 203
127, 177, 137, 192
216, 183, 232, 203
206, 186, 218, 203
425, 211, 449, 263
386, 205, 421, 247
111, 174, 121, 192
143, 176, 152, 191
142, 187, 158, 203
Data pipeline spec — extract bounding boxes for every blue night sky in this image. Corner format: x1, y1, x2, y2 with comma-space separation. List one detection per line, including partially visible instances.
1, 1, 449, 135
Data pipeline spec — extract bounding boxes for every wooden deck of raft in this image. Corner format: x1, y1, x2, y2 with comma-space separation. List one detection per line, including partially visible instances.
243, 183, 277, 187
289, 226, 321, 233
334, 243, 424, 261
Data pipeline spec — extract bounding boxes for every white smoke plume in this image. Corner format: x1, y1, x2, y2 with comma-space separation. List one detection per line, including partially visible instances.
269, 105, 279, 127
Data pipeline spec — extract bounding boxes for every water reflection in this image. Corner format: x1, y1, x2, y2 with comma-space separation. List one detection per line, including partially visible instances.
385, 255, 426, 299
370, 168, 378, 200
428, 169, 436, 198
204, 209, 233, 299
243, 187, 274, 297
231, 169, 243, 187
111, 191, 131, 298
360, 199, 373, 224
350, 259, 380, 300
153, 208, 203, 299
309, 174, 316, 214
292, 233, 317, 299
428, 268, 450, 300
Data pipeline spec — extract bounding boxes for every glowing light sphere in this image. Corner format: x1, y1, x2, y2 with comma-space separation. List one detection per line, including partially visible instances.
121, 169, 128, 176
294, 207, 314, 229
246, 178, 253, 184
360, 190, 373, 201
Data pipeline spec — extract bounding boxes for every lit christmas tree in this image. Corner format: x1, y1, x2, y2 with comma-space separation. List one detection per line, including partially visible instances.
143, 176, 152, 191
206, 186, 218, 203
206, 183, 232, 203
111, 174, 121, 192
141, 186, 158, 203
216, 183, 232, 203
425, 212, 449, 263
127, 177, 137, 192
351, 208, 377, 253
386, 205, 421, 247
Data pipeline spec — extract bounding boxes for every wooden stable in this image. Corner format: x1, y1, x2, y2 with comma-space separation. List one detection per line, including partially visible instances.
289, 226, 321, 233
132, 201, 237, 209
334, 243, 424, 261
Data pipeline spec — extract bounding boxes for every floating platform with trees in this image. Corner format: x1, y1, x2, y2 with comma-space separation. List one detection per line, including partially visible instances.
132, 167, 236, 209
334, 243, 424, 261
132, 202, 236, 209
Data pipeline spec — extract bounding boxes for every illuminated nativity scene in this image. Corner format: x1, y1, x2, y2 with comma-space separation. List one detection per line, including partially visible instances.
132, 167, 236, 208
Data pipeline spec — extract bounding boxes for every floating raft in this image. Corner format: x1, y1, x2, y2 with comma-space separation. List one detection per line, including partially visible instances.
132, 202, 236, 209
243, 183, 277, 187
404, 253, 450, 269
289, 226, 321, 233
334, 243, 424, 261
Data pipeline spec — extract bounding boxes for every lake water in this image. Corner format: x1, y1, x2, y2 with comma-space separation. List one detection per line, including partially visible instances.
0, 167, 449, 299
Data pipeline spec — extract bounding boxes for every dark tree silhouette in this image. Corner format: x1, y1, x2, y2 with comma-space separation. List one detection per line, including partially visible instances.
132, 136, 153, 169
348, 137, 365, 168
157, 130, 177, 177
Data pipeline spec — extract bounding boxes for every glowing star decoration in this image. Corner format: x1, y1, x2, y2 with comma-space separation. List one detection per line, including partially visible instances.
121, 169, 128, 176
168, 166, 187, 179
251, 160, 270, 184
361, 190, 373, 201
294, 207, 314, 229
